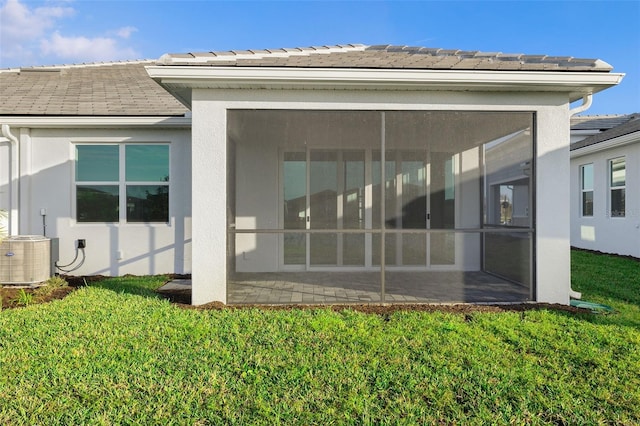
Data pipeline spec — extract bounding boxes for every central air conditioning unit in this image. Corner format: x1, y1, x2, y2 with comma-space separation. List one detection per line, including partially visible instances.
0, 235, 52, 285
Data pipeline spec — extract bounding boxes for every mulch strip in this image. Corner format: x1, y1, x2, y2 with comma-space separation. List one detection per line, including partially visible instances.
3, 274, 590, 315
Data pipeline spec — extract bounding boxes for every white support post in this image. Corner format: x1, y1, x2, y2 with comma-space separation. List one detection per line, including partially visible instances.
535, 107, 571, 304
191, 93, 227, 305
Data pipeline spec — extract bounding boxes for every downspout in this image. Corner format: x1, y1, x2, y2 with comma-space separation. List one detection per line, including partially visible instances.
1, 124, 19, 236
569, 94, 593, 116
566, 94, 593, 300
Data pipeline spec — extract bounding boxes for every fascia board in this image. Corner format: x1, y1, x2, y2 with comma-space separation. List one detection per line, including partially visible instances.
147, 66, 624, 96
570, 131, 640, 158
0, 116, 192, 129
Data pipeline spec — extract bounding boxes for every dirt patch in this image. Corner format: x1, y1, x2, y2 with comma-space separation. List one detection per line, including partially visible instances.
156, 288, 191, 305
1, 285, 76, 310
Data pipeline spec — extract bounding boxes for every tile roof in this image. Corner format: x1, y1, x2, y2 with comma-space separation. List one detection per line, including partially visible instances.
570, 114, 632, 131
0, 61, 188, 116
158, 44, 614, 72
571, 114, 640, 150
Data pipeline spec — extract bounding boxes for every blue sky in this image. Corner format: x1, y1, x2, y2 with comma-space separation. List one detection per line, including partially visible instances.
1, 0, 638, 114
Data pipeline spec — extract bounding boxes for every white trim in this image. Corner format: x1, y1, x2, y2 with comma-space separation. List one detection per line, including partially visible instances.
147, 66, 623, 103
0, 116, 191, 129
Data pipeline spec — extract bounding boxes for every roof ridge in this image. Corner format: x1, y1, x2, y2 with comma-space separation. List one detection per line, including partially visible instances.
0, 59, 156, 73
156, 43, 613, 72
157, 44, 367, 64
573, 114, 629, 118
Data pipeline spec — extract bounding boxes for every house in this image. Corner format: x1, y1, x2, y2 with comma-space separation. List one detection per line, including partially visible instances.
1, 44, 623, 305
570, 113, 640, 258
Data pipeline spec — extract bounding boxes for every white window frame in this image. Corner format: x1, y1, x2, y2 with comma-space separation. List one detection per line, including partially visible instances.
609, 156, 625, 218
73, 143, 171, 224
580, 163, 593, 217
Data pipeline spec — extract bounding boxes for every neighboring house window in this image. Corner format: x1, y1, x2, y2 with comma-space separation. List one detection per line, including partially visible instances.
609, 157, 625, 218
580, 163, 593, 217
76, 144, 169, 223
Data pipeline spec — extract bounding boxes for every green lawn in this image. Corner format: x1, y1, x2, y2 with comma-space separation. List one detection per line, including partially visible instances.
1, 250, 639, 425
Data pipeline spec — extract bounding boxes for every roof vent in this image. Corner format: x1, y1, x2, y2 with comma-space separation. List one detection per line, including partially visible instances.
19, 68, 62, 74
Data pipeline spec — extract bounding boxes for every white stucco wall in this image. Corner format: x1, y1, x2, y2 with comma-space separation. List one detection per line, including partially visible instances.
190, 88, 572, 304
6, 126, 192, 277
535, 107, 572, 304
570, 139, 640, 258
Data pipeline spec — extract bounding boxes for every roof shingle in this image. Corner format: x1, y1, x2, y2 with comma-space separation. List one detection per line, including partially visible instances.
571, 114, 640, 150
0, 43, 617, 117
0, 61, 188, 117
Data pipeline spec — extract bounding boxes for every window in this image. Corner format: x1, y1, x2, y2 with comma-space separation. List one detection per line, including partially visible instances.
609, 157, 625, 217
580, 163, 593, 217
76, 144, 169, 223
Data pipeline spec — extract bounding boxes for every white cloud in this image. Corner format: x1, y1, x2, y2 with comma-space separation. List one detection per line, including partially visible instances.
0, 0, 140, 67
0, 0, 74, 63
115, 26, 138, 39
40, 31, 139, 62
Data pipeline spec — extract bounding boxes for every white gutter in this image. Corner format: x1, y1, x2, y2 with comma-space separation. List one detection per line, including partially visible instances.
146, 66, 624, 109
146, 66, 624, 89
1, 124, 19, 236
569, 94, 593, 116
0, 116, 191, 129
147, 66, 624, 92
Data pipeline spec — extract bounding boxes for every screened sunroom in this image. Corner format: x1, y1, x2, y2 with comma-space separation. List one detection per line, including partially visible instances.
227, 110, 534, 304
147, 43, 622, 305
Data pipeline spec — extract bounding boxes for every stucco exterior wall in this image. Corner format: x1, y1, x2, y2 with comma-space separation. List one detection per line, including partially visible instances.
3, 126, 192, 276
570, 140, 640, 258
190, 88, 572, 304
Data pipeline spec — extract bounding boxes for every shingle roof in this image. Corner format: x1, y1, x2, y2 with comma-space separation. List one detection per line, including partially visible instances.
158, 44, 614, 72
571, 114, 640, 150
0, 61, 188, 116
0, 44, 617, 117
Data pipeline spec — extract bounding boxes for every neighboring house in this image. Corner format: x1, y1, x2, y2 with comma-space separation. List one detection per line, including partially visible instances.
1, 44, 623, 305
570, 114, 640, 258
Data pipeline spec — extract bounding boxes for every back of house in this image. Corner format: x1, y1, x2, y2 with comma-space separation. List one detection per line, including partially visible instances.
1, 44, 623, 304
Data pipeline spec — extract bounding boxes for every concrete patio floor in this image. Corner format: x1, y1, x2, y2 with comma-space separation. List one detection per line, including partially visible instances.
160, 271, 530, 305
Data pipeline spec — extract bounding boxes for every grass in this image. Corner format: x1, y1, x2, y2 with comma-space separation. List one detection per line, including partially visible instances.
0, 250, 639, 424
